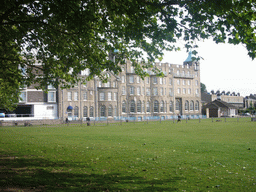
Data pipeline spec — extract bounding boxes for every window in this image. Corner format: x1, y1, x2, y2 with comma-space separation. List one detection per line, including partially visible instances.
122, 75, 125, 83
137, 87, 141, 95
177, 88, 181, 94
154, 100, 159, 113
104, 81, 110, 87
146, 101, 150, 112
190, 101, 194, 111
177, 79, 180, 85
100, 105, 106, 117
188, 80, 191, 85
183, 80, 186, 85
137, 77, 140, 83
130, 86, 135, 95
90, 91, 93, 95
195, 80, 199, 86
169, 101, 173, 112
177, 70, 180, 75
137, 100, 142, 113
183, 88, 186, 94
195, 101, 199, 111
196, 89, 199, 95
169, 78, 172, 85
153, 87, 158, 96
169, 88, 173, 96
122, 101, 126, 113
131, 66, 135, 73
108, 92, 112, 101
195, 72, 198, 77
176, 99, 180, 111
100, 92, 105, 101
188, 88, 191, 94
130, 100, 135, 113
113, 81, 116, 87
163, 78, 166, 84
90, 107, 94, 117
99, 81, 102, 87
142, 87, 145, 95
160, 87, 163, 96
74, 106, 79, 117
146, 77, 150, 84
83, 91, 87, 100
160, 101, 164, 112
129, 75, 134, 83
146, 88, 150, 96
74, 92, 78, 101
83, 106, 88, 117
185, 100, 189, 111
67, 92, 72, 101
108, 105, 113, 117
113, 92, 117, 101
19, 91, 26, 102
160, 77, 163, 84
122, 86, 126, 95
142, 101, 145, 113
153, 77, 157, 84
48, 91, 56, 102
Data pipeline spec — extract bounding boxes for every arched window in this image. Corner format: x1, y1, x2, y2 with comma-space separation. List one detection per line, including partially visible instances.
175, 99, 180, 111
90, 106, 94, 117
169, 101, 173, 112
185, 100, 189, 111
74, 106, 79, 117
160, 101, 164, 112
83, 106, 88, 117
108, 105, 113, 117
142, 101, 145, 113
190, 101, 194, 111
195, 101, 199, 111
122, 101, 126, 113
100, 105, 106, 117
154, 100, 159, 113
130, 100, 135, 113
137, 100, 141, 113
146, 101, 150, 112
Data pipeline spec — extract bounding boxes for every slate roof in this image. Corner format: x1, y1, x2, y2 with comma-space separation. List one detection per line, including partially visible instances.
204, 99, 237, 109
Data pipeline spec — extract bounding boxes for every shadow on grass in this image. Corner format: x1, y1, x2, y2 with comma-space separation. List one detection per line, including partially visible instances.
0, 152, 182, 191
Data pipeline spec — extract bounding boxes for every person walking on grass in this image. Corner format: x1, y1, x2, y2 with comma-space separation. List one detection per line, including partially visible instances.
177, 114, 181, 123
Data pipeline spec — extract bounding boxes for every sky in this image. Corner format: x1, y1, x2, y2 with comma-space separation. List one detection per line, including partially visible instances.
162, 39, 256, 97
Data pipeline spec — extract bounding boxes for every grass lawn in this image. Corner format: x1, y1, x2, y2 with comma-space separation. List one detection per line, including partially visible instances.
0, 118, 256, 191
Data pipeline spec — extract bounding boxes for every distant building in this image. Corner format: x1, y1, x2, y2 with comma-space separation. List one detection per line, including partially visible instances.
201, 91, 244, 109
244, 94, 256, 109
204, 99, 238, 118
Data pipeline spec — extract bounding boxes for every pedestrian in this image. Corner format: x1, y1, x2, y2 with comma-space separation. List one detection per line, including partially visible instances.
177, 114, 181, 123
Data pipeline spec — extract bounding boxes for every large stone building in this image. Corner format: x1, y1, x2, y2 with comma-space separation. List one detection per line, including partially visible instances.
12, 52, 201, 120
58, 52, 201, 120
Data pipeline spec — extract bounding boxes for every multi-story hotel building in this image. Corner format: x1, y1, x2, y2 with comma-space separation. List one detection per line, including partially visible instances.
12, 52, 201, 120
58, 52, 201, 120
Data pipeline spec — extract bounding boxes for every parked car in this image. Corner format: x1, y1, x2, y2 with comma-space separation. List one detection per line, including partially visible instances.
0, 113, 5, 118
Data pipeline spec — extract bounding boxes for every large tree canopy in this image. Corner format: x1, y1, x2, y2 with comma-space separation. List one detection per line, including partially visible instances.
1, 0, 255, 110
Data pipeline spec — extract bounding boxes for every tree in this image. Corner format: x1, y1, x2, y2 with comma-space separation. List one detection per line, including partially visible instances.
1, 0, 256, 110
201, 83, 207, 93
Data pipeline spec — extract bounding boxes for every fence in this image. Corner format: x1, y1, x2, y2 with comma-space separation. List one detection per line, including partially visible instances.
0, 115, 254, 127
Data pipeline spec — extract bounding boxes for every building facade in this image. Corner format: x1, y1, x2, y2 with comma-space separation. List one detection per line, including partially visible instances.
13, 53, 201, 120
58, 52, 201, 120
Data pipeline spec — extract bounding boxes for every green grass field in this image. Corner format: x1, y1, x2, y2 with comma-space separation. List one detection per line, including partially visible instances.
1, 118, 256, 191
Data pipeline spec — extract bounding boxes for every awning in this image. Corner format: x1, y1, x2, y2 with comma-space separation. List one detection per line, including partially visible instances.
67, 106, 73, 110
